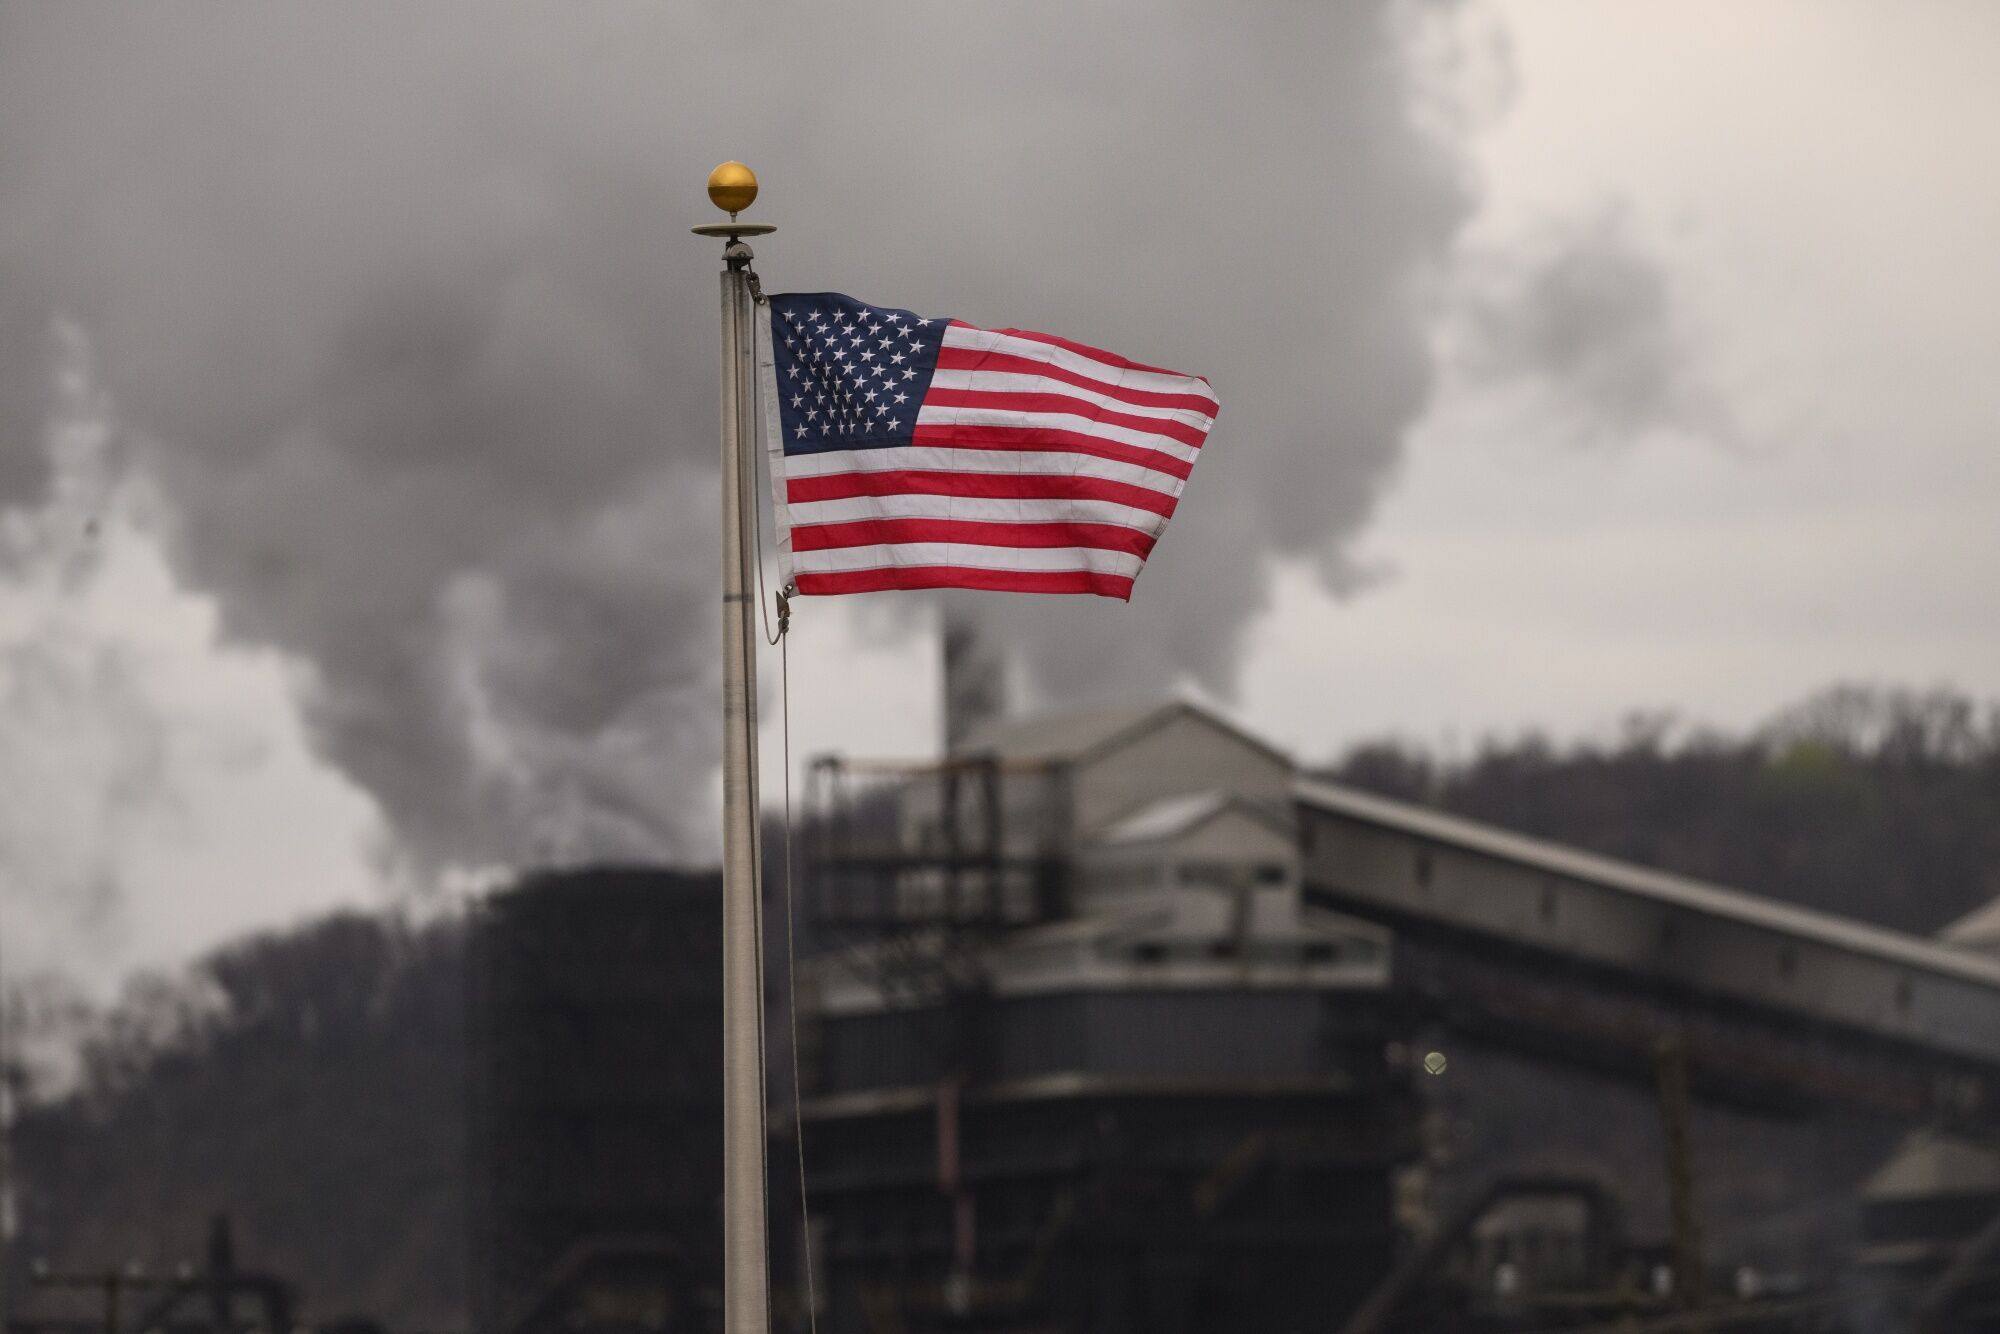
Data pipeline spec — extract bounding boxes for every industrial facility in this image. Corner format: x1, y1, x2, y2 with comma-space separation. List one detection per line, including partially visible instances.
798, 702, 1409, 1332
462, 695, 2000, 1333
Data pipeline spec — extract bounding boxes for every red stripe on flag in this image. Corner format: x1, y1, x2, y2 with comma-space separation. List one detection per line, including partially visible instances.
792, 517, 1158, 559
908, 424, 1195, 481
921, 389, 1210, 449
932, 347, 1219, 413
787, 469, 1180, 518
795, 566, 1135, 600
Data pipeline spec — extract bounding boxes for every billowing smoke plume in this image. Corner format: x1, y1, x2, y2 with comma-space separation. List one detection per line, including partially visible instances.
1448, 206, 1733, 449
0, 3, 1481, 868
0, 325, 386, 995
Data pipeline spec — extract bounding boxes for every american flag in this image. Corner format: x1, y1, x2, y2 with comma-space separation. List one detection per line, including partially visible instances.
756, 292, 1217, 600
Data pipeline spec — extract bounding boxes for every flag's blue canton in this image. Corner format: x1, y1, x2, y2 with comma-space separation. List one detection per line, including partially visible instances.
769, 293, 949, 456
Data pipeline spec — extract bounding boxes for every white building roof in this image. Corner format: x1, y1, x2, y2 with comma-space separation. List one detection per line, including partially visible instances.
1095, 790, 1291, 846
954, 698, 1292, 769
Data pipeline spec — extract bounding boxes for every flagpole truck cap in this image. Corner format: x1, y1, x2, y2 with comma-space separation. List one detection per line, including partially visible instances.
707, 161, 758, 214
693, 161, 775, 241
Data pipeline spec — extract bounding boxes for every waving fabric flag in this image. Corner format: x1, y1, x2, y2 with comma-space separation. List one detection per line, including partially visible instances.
756, 293, 1218, 600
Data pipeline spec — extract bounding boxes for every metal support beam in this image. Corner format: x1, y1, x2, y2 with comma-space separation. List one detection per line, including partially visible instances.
1653, 1034, 1707, 1312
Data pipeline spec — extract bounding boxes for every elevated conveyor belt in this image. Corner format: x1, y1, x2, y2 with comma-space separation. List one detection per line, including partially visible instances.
1296, 779, 2000, 1131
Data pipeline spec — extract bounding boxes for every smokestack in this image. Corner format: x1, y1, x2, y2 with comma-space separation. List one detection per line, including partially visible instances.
942, 609, 1008, 753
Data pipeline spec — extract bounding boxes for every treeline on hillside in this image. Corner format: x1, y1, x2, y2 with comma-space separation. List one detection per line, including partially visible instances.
8, 913, 468, 1331
1316, 683, 2000, 936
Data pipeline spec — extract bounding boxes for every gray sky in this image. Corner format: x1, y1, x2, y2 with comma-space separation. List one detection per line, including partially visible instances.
1240, 0, 2000, 754
1, 1, 1996, 992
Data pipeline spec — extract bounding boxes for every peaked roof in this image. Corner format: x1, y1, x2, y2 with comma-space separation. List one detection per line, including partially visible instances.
1096, 790, 1294, 846
953, 698, 1293, 770
955, 703, 1158, 762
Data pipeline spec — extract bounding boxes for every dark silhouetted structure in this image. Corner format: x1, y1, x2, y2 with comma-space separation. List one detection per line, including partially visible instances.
469, 867, 722, 1334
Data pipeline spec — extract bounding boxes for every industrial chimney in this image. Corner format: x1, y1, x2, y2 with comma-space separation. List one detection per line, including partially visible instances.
941, 607, 1008, 753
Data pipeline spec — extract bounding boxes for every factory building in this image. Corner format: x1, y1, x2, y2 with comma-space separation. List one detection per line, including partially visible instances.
803, 698, 2000, 1330
798, 700, 1413, 1333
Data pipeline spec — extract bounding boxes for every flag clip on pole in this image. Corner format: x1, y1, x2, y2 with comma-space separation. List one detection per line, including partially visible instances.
696, 161, 777, 1334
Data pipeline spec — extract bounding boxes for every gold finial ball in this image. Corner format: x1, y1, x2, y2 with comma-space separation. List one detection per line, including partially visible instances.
707, 161, 758, 215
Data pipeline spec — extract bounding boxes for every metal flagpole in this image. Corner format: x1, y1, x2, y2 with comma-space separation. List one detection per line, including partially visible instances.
696, 161, 776, 1334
